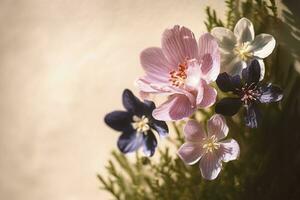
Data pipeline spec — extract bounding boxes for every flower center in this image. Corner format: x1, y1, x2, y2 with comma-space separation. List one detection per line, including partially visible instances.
238, 83, 260, 105
234, 42, 253, 61
202, 135, 220, 153
169, 62, 188, 87
132, 115, 150, 133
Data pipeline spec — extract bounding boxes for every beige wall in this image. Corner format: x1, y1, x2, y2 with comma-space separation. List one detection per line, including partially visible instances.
0, 0, 227, 199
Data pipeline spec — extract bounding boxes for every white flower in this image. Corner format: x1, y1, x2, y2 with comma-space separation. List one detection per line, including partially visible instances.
211, 17, 276, 79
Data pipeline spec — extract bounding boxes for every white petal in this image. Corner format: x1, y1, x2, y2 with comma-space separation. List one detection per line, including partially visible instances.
231, 60, 247, 76
219, 139, 240, 162
207, 114, 229, 140
256, 59, 265, 80
184, 120, 206, 142
185, 59, 202, 88
211, 27, 237, 50
220, 53, 246, 76
234, 18, 255, 43
199, 152, 222, 180
250, 34, 276, 58
178, 142, 204, 165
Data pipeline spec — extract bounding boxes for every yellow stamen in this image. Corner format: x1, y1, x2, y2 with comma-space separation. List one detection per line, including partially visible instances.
132, 115, 150, 133
202, 135, 220, 153
234, 42, 253, 61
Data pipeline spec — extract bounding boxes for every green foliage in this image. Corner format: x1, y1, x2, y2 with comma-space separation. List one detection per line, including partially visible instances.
204, 7, 225, 31
99, 1, 300, 199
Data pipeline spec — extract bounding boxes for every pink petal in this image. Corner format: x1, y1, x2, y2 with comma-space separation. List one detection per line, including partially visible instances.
197, 80, 217, 108
136, 77, 197, 108
140, 47, 171, 83
135, 78, 162, 93
196, 82, 204, 106
136, 78, 176, 94
207, 114, 228, 140
199, 151, 222, 180
162, 25, 198, 67
149, 83, 197, 107
219, 139, 240, 162
139, 91, 150, 100
167, 86, 196, 107
198, 33, 220, 82
152, 94, 195, 121
177, 142, 204, 165
184, 120, 206, 142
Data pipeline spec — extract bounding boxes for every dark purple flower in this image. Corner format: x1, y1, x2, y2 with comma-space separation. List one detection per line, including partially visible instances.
104, 89, 168, 156
215, 59, 283, 128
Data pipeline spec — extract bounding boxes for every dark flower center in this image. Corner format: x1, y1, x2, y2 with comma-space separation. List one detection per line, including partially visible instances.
236, 83, 260, 105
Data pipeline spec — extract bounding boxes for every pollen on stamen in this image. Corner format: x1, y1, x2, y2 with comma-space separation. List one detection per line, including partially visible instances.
240, 84, 260, 105
169, 62, 188, 87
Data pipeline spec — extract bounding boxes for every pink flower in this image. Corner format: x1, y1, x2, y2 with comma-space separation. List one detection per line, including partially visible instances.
136, 26, 220, 121
177, 114, 240, 180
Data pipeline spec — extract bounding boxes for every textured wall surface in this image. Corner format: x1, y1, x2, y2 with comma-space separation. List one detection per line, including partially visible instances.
0, 0, 225, 199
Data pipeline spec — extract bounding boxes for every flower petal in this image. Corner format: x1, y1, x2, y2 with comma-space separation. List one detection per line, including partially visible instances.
122, 89, 144, 115
178, 142, 204, 165
150, 83, 197, 107
184, 120, 206, 142
207, 114, 229, 140
140, 47, 171, 83
162, 25, 198, 67
244, 104, 261, 128
152, 119, 169, 137
250, 34, 276, 59
196, 82, 204, 106
199, 151, 222, 180
234, 18, 255, 43
143, 131, 158, 157
136, 78, 195, 104
256, 59, 265, 80
185, 59, 202, 89
143, 100, 156, 115
258, 83, 283, 103
117, 130, 144, 154
197, 80, 217, 108
211, 27, 237, 50
104, 111, 132, 131
215, 98, 242, 116
152, 95, 195, 121
219, 139, 240, 162
222, 55, 247, 76
216, 72, 242, 93
198, 33, 220, 82
136, 78, 161, 94
242, 59, 261, 84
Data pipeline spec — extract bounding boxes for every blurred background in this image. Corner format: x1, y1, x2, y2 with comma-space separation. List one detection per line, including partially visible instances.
0, 0, 290, 199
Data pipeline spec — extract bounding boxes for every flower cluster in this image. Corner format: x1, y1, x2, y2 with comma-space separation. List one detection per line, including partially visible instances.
104, 18, 283, 180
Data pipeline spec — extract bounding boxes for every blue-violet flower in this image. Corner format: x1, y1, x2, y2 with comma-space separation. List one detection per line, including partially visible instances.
215, 59, 283, 128
104, 89, 168, 156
